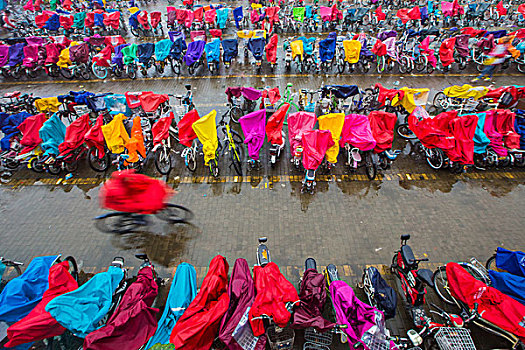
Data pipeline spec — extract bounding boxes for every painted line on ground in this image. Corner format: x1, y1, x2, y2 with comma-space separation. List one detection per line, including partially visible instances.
2, 171, 524, 188
1, 72, 523, 86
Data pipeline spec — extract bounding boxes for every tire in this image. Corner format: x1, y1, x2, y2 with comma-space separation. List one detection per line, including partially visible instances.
154, 146, 172, 175
364, 152, 376, 180
130, 26, 139, 37
63, 256, 79, 282
126, 65, 136, 79
88, 147, 109, 172
486, 255, 497, 271
27, 68, 37, 78
376, 57, 385, 73
46, 160, 62, 175
294, 56, 303, 73
433, 92, 448, 109
4, 158, 20, 170
155, 204, 194, 223
30, 157, 45, 173
170, 58, 181, 75
231, 141, 244, 176
188, 65, 195, 75
426, 62, 435, 74
518, 63, 525, 74
209, 158, 219, 177
229, 106, 243, 124
95, 212, 142, 234
185, 147, 197, 172
396, 123, 416, 140
426, 148, 444, 169
415, 55, 427, 72
398, 56, 409, 74
432, 266, 456, 305
65, 161, 78, 172
337, 58, 345, 74
92, 62, 108, 79
458, 56, 467, 70
60, 68, 73, 79
80, 65, 90, 80
10, 67, 21, 80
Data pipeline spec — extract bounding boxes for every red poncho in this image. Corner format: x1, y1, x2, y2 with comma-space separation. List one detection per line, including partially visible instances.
439, 37, 456, 67
368, 111, 397, 153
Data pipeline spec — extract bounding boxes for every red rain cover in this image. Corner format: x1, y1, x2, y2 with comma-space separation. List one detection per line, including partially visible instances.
151, 11, 161, 28
178, 109, 200, 147
446, 262, 525, 342
193, 7, 204, 22
58, 113, 90, 155
60, 15, 73, 29
496, 1, 507, 16
83, 266, 159, 350
448, 114, 478, 164
266, 103, 289, 145
101, 170, 171, 213
152, 112, 174, 146
103, 11, 120, 29
35, 12, 52, 28
375, 84, 404, 108
493, 109, 520, 149
62, 0, 72, 10
371, 40, 387, 57
170, 255, 230, 350
5, 261, 78, 348
368, 111, 396, 153
301, 129, 334, 170
261, 87, 281, 105
461, 27, 486, 37
138, 92, 169, 113
85, 114, 106, 156
85, 12, 94, 28
265, 34, 278, 64
249, 262, 300, 336
519, 3, 525, 14
408, 110, 455, 151
209, 28, 222, 38
18, 113, 47, 154
204, 9, 216, 23
93, 45, 113, 67
439, 37, 456, 67
137, 11, 151, 30
396, 8, 410, 23
408, 6, 421, 19
330, 4, 342, 20
375, 6, 386, 20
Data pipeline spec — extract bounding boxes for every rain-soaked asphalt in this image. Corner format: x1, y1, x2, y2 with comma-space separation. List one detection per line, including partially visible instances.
1, 3, 525, 347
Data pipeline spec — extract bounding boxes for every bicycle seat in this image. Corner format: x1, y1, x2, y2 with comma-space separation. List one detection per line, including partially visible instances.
135, 253, 149, 261
325, 264, 340, 283
417, 269, 434, 287
401, 245, 416, 266
385, 149, 401, 160
305, 257, 317, 271
4, 91, 20, 98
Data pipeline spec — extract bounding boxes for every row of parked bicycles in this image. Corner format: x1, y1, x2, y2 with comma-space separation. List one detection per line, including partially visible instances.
1, 236, 524, 350
1, 82, 524, 191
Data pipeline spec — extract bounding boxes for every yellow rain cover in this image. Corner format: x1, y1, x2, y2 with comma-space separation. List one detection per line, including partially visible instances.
34, 97, 61, 114
57, 41, 78, 68
192, 109, 218, 165
128, 6, 140, 14
343, 40, 361, 64
125, 116, 146, 164
443, 84, 489, 100
395, 87, 430, 113
237, 30, 253, 39
291, 40, 304, 60
251, 3, 262, 10
318, 113, 345, 164
101, 113, 130, 154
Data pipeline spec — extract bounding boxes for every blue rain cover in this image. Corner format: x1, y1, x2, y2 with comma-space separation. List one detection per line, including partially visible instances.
184, 40, 205, 66
86, 93, 110, 112
360, 38, 374, 57
420, 6, 428, 21
1, 112, 30, 151
45, 266, 124, 338
221, 39, 238, 62
247, 37, 265, 60
298, 36, 316, 56
305, 5, 312, 18
369, 267, 397, 319
104, 94, 130, 116
44, 14, 60, 31
70, 90, 95, 104
8, 43, 25, 67
489, 270, 525, 305
495, 247, 525, 277
138, 43, 155, 63
0, 261, 5, 280
233, 6, 243, 29
170, 37, 187, 61
155, 39, 173, 62
112, 43, 129, 68
205, 38, 220, 64
465, 112, 491, 154
39, 113, 66, 156
323, 85, 359, 99
319, 36, 336, 62
217, 8, 229, 29
515, 116, 525, 150
428, 0, 434, 13
145, 263, 197, 349
129, 11, 140, 29
94, 12, 104, 27
485, 29, 507, 39
0, 255, 58, 323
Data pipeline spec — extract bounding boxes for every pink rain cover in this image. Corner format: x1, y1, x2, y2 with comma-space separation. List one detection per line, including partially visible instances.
383, 37, 398, 60
320, 6, 331, 21
241, 87, 262, 101
302, 130, 334, 170
239, 109, 266, 161
288, 112, 316, 153
23, 45, 39, 68
484, 110, 507, 156
419, 37, 436, 67
339, 114, 376, 151
493, 109, 520, 150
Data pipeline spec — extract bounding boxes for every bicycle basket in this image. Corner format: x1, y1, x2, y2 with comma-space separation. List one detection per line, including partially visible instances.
304, 327, 332, 346
434, 327, 476, 350
266, 324, 295, 350
303, 342, 330, 350
232, 307, 260, 350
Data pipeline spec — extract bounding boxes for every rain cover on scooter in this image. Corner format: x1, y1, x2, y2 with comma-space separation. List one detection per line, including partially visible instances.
302, 130, 334, 170
152, 113, 174, 146
39, 113, 66, 156
170, 255, 230, 350
222, 39, 238, 63
145, 263, 197, 349
396, 87, 429, 113
218, 258, 266, 350
454, 34, 470, 57
368, 111, 397, 153
248, 37, 265, 61
484, 109, 517, 156
233, 6, 243, 29
319, 34, 336, 62
469, 112, 491, 154
0, 255, 58, 324
184, 40, 205, 67
22, 45, 39, 68
339, 114, 376, 151
205, 38, 221, 64
8, 43, 25, 67
266, 34, 278, 64
45, 43, 64, 65
101, 113, 129, 154
45, 266, 124, 338
443, 84, 488, 100
124, 116, 146, 164
5, 261, 78, 348
318, 113, 344, 164
155, 40, 173, 62
138, 92, 169, 113
494, 247, 525, 277
493, 109, 520, 150
112, 44, 129, 68
343, 40, 361, 63
122, 44, 137, 65
85, 115, 105, 156
368, 267, 397, 319
58, 113, 90, 155
69, 42, 89, 64
0, 112, 30, 151
0, 45, 9, 66
446, 262, 525, 342
178, 109, 200, 147
330, 280, 394, 348
216, 8, 229, 29
249, 262, 300, 337
291, 268, 335, 331
266, 103, 289, 146
448, 113, 478, 164
18, 113, 47, 154
192, 109, 218, 165
288, 112, 316, 154
138, 43, 154, 64
170, 37, 187, 61
239, 109, 265, 161
83, 266, 159, 350
439, 37, 456, 67
44, 14, 60, 31
408, 108, 454, 151
489, 270, 525, 305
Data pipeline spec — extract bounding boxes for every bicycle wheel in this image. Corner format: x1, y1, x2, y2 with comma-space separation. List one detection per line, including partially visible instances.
63, 256, 79, 282
396, 123, 416, 140
46, 160, 62, 175
415, 55, 427, 72
154, 146, 172, 175
185, 146, 197, 172
92, 62, 108, 80
60, 68, 73, 79
155, 203, 194, 223
426, 148, 444, 169
209, 158, 220, 177
88, 147, 109, 172
229, 105, 243, 124
231, 142, 244, 176
94, 212, 142, 234
432, 266, 455, 305
398, 56, 409, 74
486, 255, 497, 271
433, 92, 448, 109
29, 157, 45, 173
364, 152, 376, 180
